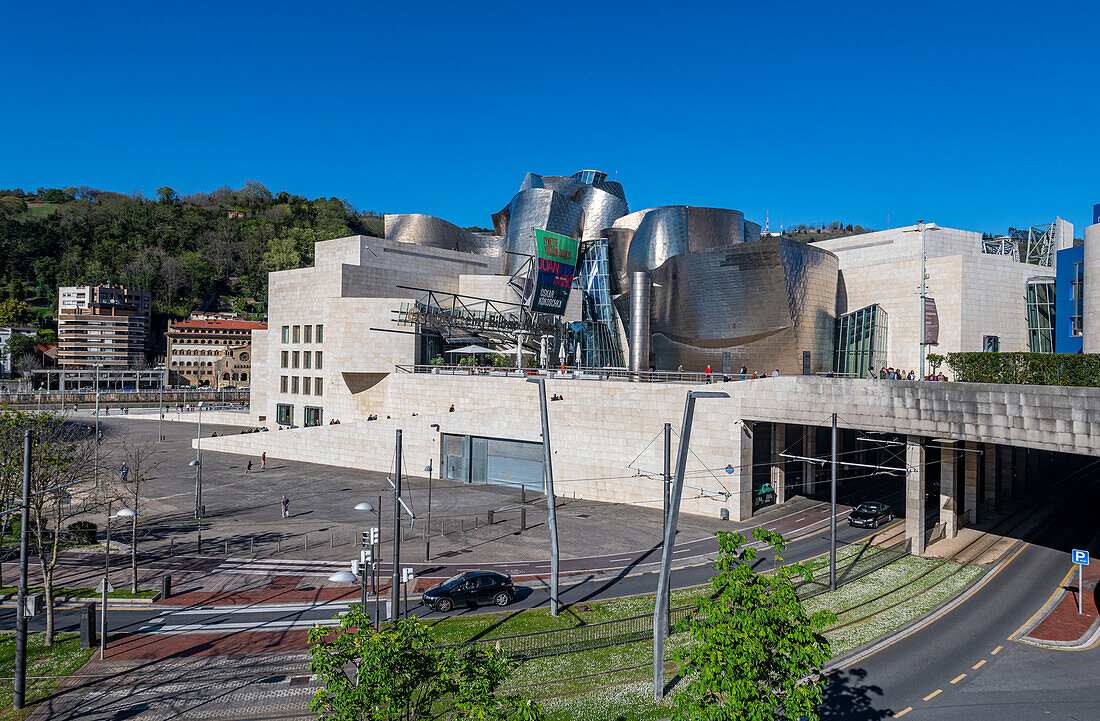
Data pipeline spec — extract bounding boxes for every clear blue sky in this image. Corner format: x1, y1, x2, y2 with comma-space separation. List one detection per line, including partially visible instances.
4, 1, 1099, 234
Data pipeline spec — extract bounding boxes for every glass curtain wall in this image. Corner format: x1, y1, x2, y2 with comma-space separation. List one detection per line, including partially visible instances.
574, 239, 625, 367
834, 304, 888, 378
1026, 280, 1056, 353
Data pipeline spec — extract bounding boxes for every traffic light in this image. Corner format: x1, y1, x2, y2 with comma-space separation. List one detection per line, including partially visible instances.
362, 531, 369, 548
369, 527, 379, 546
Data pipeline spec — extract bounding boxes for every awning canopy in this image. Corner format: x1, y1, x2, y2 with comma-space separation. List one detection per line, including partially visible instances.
446, 344, 498, 354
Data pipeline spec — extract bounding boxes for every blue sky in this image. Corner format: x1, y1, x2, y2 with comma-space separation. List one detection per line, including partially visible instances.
3, 1, 1099, 234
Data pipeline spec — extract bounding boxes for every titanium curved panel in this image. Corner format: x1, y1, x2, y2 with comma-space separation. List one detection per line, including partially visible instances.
384, 214, 505, 257
501, 188, 585, 275
625, 206, 749, 277
575, 185, 629, 243
642, 238, 838, 374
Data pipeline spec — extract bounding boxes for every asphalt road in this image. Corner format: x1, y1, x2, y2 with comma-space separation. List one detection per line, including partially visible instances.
822, 484, 1100, 720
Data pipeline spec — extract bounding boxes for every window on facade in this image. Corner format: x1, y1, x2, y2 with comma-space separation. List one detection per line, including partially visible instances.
291, 376, 299, 394
292, 325, 300, 343
315, 351, 323, 369
304, 406, 323, 427
276, 404, 293, 426
316, 324, 323, 343
304, 325, 312, 343
303, 351, 311, 369
281, 326, 289, 343
315, 377, 323, 395
280, 376, 288, 393
281, 350, 288, 368
1025, 281, 1055, 353
302, 376, 311, 395
292, 351, 299, 369
982, 335, 1000, 353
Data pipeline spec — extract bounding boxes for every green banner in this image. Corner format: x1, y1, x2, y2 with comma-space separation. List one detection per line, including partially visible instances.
532, 229, 578, 315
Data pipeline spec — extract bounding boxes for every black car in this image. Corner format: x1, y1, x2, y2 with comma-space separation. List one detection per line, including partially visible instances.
847, 502, 893, 529
422, 571, 515, 612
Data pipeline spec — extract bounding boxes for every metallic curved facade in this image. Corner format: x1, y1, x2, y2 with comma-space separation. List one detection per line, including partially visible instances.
385, 214, 504, 257
628, 238, 838, 375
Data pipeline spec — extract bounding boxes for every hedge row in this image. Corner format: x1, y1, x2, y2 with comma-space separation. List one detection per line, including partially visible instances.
944, 352, 1100, 386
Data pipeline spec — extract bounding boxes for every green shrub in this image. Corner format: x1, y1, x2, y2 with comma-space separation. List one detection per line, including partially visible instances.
945, 352, 1100, 386
67, 521, 98, 545
429, 356, 444, 366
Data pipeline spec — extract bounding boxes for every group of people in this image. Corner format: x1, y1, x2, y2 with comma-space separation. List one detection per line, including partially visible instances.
366, 414, 389, 421
239, 426, 269, 434
870, 367, 949, 381
701, 364, 780, 384
550, 393, 564, 401
327, 418, 342, 425
246, 452, 267, 474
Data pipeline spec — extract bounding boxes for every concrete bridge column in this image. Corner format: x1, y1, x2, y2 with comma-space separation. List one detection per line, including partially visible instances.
1001, 446, 1015, 501
906, 436, 927, 556
771, 423, 787, 504
803, 428, 817, 498
983, 443, 998, 512
939, 442, 959, 539
964, 441, 980, 525
735, 420, 754, 522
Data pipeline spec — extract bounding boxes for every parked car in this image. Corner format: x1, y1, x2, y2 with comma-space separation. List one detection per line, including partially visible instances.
847, 502, 893, 529
421, 571, 515, 612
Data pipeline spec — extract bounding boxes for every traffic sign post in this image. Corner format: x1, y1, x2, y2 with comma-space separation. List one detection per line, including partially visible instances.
1072, 549, 1089, 615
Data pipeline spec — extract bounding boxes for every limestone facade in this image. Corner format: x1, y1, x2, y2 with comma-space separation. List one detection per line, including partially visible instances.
819, 225, 1052, 376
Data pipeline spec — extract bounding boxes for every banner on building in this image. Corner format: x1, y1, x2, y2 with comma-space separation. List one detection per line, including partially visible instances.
531, 229, 578, 315
923, 297, 939, 345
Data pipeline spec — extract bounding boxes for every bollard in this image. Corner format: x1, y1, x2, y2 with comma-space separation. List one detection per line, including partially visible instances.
487, 510, 494, 525
250, 537, 254, 556
80, 602, 97, 649
161, 575, 172, 600
305, 533, 309, 551
441, 520, 445, 537
170, 538, 174, 556
521, 507, 527, 532
278, 536, 281, 553
225, 540, 229, 555
330, 531, 334, 549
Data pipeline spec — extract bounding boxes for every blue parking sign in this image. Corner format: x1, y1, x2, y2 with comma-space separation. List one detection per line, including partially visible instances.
1072, 549, 1089, 565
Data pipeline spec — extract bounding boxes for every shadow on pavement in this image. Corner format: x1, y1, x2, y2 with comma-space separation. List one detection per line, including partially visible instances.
819, 667, 892, 720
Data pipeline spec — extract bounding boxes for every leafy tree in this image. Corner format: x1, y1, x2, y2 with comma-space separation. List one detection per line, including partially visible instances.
308, 608, 544, 720
0, 299, 32, 326
672, 528, 834, 721
156, 186, 180, 205
925, 353, 945, 376
263, 235, 302, 273
5, 333, 35, 368
36, 328, 56, 344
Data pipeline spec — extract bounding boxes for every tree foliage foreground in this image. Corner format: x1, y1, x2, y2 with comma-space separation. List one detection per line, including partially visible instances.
672, 528, 835, 721
308, 608, 545, 721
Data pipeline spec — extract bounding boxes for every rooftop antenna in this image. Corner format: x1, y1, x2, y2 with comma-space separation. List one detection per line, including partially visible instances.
765, 210, 770, 234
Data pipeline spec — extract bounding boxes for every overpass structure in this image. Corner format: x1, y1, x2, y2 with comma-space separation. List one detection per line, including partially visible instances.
200, 374, 1099, 556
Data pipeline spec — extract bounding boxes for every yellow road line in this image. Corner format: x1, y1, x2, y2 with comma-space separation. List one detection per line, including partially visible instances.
892, 708, 913, 718
1008, 565, 1076, 640
971, 659, 986, 669
923, 689, 943, 700
991, 645, 1002, 655
950, 673, 966, 684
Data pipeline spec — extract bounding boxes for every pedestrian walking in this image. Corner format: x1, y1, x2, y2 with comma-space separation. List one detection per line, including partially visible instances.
260, 451, 266, 470
740, 365, 747, 381
281, 494, 290, 518
120, 463, 129, 482
705, 364, 712, 384
246, 460, 253, 474
771, 368, 780, 377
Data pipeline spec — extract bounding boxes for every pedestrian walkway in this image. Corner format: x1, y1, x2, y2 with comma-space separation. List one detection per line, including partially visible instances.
1016, 560, 1099, 648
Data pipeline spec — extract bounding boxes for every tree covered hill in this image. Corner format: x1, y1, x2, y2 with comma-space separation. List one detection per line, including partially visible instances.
0, 183, 384, 322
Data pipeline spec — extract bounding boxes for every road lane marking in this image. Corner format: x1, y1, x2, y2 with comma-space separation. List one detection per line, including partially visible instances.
991, 645, 1002, 655
923, 689, 942, 700
971, 659, 986, 669
950, 673, 966, 684
892, 708, 913, 718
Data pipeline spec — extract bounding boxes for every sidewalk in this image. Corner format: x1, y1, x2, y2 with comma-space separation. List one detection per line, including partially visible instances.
1017, 560, 1099, 648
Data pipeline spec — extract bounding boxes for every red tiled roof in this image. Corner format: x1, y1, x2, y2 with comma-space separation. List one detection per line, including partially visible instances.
170, 319, 267, 331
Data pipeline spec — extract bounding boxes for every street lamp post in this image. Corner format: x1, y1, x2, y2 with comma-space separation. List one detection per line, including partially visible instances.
905, 221, 940, 380
193, 402, 204, 519
94, 366, 100, 490
354, 501, 378, 627
424, 462, 433, 562
102, 507, 136, 660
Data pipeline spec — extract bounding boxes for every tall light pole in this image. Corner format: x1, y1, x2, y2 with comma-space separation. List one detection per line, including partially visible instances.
905, 221, 940, 380
13, 430, 31, 711
829, 413, 838, 592
101, 506, 136, 660
193, 402, 204, 518
653, 390, 728, 700
526, 377, 560, 616
93, 365, 101, 489
157, 364, 165, 442
392, 430, 402, 621
424, 461, 433, 562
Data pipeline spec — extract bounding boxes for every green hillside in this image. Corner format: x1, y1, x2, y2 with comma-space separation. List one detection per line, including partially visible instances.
0, 184, 384, 327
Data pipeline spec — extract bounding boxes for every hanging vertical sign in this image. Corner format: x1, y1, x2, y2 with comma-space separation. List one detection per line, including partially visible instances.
532, 229, 578, 315
923, 297, 939, 345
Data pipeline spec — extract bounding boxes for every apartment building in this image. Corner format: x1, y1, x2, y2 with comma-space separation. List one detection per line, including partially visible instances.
57, 284, 151, 368
167, 313, 267, 388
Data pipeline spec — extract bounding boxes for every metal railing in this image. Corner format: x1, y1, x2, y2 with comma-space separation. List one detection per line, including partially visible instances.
395, 365, 784, 384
